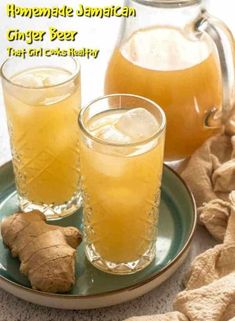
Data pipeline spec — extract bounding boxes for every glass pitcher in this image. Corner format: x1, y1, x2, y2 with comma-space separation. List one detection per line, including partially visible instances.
105, 0, 235, 161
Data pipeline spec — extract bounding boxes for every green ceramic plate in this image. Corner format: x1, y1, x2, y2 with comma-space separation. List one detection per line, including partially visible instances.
0, 162, 196, 310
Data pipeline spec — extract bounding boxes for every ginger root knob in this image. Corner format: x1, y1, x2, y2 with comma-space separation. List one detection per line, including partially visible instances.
1, 211, 82, 293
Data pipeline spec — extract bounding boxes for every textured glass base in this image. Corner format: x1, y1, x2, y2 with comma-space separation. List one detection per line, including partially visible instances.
19, 192, 82, 220
85, 243, 156, 275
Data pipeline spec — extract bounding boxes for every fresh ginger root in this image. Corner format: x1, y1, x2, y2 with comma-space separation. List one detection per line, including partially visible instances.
1, 211, 82, 293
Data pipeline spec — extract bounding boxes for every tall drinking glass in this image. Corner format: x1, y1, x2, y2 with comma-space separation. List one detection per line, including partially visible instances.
78, 94, 166, 274
1, 57, 81, 220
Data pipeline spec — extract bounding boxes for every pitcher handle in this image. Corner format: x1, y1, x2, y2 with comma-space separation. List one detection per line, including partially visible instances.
195, 11, 235, 127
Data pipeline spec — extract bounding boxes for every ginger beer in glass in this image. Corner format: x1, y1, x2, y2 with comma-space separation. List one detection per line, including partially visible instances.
79, 94, 166, 274
1, 57, 81, 219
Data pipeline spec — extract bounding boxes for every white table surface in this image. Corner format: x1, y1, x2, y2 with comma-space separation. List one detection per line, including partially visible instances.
0, 0, 232, 320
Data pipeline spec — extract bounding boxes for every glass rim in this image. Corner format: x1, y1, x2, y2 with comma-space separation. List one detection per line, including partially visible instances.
132, 0, 201, 8
0, 57, 80, 89
78, 93, 166, 148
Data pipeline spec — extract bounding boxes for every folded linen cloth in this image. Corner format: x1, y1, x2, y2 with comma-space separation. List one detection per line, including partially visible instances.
181, 126, 235, 241
174, 272, 235, 321
172, 203, 235, 320
181, 134, 235, 207
125, 206, 235, 321
124, 116, 235, 321
198, 198, 232, 241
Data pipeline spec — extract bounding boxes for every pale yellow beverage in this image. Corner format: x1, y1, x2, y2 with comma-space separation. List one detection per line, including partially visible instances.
79, 95, 166, 274
2, 58, 81, 219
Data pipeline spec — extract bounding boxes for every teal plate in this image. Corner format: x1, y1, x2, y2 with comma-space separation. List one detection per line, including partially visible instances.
0, 162, 196, 310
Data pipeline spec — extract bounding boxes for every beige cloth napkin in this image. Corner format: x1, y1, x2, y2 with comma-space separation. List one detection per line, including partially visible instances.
181, 131, 235, 242
125, 116, 235, 321
126, 209, 235, 321
173, 205, 235, 321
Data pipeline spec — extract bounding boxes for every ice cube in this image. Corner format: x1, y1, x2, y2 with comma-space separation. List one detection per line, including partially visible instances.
14, 69, 70, 87
97, 125, 131, 144
42, 72, 69, 87
11, 69, 75, 106
13, 73, 44, 88
115, 108, 159, 142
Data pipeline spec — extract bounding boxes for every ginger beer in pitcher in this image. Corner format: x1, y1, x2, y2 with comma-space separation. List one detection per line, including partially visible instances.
105, 0, 235, 161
